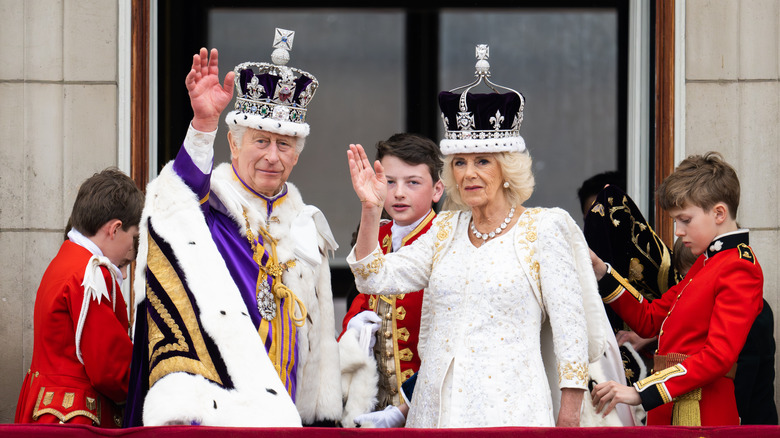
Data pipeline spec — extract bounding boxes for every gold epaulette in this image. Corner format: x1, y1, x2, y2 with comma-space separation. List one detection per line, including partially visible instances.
737, 243, 756, 264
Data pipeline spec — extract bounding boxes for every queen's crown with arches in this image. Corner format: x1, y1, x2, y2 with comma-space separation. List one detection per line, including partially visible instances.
439, 44, 526, 156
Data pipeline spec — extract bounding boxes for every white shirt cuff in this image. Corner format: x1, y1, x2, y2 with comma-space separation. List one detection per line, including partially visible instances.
184, 123, 217, 174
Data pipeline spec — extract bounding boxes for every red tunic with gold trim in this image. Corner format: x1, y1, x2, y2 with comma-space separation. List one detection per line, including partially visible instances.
340, 210, 436, 408
15, 241, 132, 427
598, 230, 763, 425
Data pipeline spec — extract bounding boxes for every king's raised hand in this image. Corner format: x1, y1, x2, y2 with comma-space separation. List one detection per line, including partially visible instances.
186, 48, 235, 132
347, 144, 386, 210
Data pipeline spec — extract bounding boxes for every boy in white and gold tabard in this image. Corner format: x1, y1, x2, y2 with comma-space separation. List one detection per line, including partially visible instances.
339, 133, 443, 427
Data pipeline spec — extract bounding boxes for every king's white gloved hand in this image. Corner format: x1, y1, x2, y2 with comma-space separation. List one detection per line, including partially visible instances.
346, 310, 382, 356
354, 405, 406, 428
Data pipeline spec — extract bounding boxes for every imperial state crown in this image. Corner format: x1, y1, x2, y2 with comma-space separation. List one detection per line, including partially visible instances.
225, 28, 318, 140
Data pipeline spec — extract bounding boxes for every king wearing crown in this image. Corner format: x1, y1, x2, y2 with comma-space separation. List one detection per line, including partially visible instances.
124, 29, 343, 427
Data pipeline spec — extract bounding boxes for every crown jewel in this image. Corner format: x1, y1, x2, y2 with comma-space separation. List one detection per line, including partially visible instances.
439, 44, 525, 155
227, 28, 318, 138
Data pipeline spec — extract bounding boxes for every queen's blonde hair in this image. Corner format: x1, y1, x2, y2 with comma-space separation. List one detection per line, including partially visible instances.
442, 151, 535, 211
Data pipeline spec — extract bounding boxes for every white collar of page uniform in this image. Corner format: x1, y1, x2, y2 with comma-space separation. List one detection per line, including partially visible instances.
67, 228, 123, 286
390, 211, 430, 252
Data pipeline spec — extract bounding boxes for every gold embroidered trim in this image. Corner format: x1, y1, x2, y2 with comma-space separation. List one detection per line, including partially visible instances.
659, 385, 673, 404
435, 211, 455, 241
738, 243, 756, 264
147, 287, 189, 363
390, 293, 404, 407
432, 211, 456, 266
62, 393, 74, 409
397, 327, 410, 342
610, 269, 644, 302
628, 258, 644, 282
635, 363, 686, 391
401, 209, 436, 246
401, 369, 415, 381
516, 208, 542, 292
353, 255, 385, 280
606, 194, 674, 296
558, 362, 588, 386
32, 387, 100, 426
396, 306, 406, 321
33, 407, 101, 425
602, 284, 624, 304
146, 232, 223, 388
398, 348, 413, 361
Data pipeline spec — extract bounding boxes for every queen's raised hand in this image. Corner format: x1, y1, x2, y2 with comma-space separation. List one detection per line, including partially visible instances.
347, 144, 386, 210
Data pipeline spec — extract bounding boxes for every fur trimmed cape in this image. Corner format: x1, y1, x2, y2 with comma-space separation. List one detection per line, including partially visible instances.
125, 161, 342, 426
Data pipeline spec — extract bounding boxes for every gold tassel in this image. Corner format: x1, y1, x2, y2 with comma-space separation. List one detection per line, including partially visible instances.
672, 388, 702, 426
273, 281, 307, 327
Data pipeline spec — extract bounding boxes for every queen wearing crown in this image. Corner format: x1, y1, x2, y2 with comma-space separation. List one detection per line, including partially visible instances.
124, 30, 343, 427
347, 46, 616, 427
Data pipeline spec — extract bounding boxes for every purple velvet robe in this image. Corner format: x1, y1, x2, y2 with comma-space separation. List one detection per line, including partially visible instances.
124, 146, 300, 426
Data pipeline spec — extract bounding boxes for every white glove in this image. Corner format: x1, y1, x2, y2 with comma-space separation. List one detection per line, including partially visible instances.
354, 405, 406, 428
346, 310, 382, 356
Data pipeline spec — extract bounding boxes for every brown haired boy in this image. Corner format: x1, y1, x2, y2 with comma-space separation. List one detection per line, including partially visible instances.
589, 152, 764, 426
15, 168, 144, 427
339, 133, 443, 427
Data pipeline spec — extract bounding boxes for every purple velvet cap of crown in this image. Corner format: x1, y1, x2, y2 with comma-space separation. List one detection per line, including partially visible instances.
226, 65, 316, 139
238, 69, 314, 105
438, 91, 525, 155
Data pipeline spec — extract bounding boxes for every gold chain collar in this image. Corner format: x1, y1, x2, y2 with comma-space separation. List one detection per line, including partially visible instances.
242, 209, 307, 327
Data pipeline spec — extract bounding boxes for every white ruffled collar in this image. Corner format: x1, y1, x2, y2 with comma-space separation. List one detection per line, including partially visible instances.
67, 228, 123, 286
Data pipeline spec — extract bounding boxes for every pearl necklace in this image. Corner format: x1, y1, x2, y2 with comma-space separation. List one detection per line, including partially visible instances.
470, 205, 516, 242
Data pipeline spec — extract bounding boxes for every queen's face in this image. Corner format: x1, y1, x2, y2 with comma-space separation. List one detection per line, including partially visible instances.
451, 153, 504, 210
229, 128, 299, 197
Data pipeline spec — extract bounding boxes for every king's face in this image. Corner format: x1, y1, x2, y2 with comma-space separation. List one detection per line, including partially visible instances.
230, 128, 299, 197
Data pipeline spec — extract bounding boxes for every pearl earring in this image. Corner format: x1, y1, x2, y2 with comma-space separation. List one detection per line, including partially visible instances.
503, 181, 510, 189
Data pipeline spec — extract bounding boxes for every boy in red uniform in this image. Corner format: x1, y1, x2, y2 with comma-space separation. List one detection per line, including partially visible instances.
590, 152, 764, 426
339, 133, 443, 427
15, 168, 143, 427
